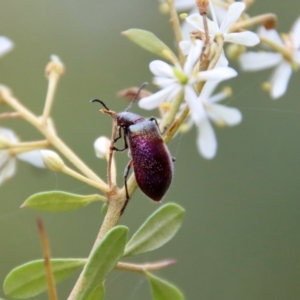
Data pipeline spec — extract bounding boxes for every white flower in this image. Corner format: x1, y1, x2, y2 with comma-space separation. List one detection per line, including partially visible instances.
239, 17, 300, 99
186, 2, 260, 46
179, 0, 227, 40
139, 39, 237, 110
0, 128, 45, 186
0, 36, 14, 57
185, 81, 242, 159
94, 136, 110, 159
173, 0, 195, 11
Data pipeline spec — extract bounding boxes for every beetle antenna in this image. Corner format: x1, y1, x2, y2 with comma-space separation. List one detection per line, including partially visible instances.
90, 99, 110, 111
125, 82, 148, 112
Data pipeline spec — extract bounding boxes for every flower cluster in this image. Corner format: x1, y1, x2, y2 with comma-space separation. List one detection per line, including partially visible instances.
239, 17, 300, 99
0, 128, 45, 185
139, 0, 261, 158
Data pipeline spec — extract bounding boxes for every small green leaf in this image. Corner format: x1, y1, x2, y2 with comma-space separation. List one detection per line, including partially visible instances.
3, 259, 86, 299
146, 272, 185, 300
85, 282, 105, 300
122, 29, 178, 64
74, 226, 128, 300
124, 203, 184, 256
21, 191, 106, 212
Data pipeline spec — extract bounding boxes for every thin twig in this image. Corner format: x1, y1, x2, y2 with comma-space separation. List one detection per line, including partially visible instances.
37, 218, 58, 300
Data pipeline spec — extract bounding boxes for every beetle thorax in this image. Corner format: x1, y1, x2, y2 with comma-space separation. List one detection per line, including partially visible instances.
117, 112, 145, 127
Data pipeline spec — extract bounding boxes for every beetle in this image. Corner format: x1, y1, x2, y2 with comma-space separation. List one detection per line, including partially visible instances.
91, 90, 174, 202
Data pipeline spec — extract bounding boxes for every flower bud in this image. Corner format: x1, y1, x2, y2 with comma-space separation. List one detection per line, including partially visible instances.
0, 36, 14, 58
0, 135, 10, 149
159, 2, 169, 14
94, 136, 110, 159
41, 150, 65, 172
45, 55, 65, 78
226, 44, 246, 61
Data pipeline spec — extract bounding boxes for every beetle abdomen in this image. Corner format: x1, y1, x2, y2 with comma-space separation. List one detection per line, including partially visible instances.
128, 121, 173, 201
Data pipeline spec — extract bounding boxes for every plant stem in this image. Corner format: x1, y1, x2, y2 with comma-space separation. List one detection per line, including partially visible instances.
41, 72, 59, 125
0, 86, 108, 192
62, 166, 108, 193
37, 218, 58, 300
166, 0, 184, 65
67, 190, 125, 300
116, 259, 176, 273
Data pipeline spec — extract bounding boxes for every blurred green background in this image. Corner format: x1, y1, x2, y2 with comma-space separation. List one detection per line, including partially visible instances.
1, 1, 300, 299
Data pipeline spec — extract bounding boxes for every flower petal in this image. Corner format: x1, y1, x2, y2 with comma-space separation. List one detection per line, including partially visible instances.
220, 2, 245, 33
180, 8, 198, 40
0, 158, 16, 185
0, 127, 18, 143
166, 84, 182, 102
149, 60, 174, 78
183, 39, 203, 74
208, 91, 229, 104
139, 84, 179, 110
200, 80, 221, 100
206, 104, 242, 126
186, 14, 219, 37
0, 150, 10, 169
239, 52, 282, 71
184, 85, 206, 123
153, 77, 178, 88
225, 31, 260, 46
179, 40, 192, 56
216, 51, 229, 67
197, 118, 217, 159
213, 2, 227, 25
208, 0, 219, 26
0, 36, 14, 57
198, 67, 237, 81
17, 150, 45, 168
257, 27, 284, 47
270, 61, 292, 99
291, 16, 300, 49
174, 0, 196, 11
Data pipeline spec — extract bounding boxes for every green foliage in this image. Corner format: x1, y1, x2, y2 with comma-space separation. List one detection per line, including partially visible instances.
124, 203, 185, 256
74, 226, 128, 300
122, 29, 178, 63
85, 282, 105, 300
21, 191, 105, 212
146, 272, 185, 300
3, 259, 86, 299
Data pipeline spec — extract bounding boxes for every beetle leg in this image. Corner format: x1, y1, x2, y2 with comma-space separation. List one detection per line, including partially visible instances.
113, 126, 122, 143
149, 117, 160, 128
112, 128, 129, 152
150, 117, 167, 135
123, 159, 133, 200
121, 159, 133, 214
172, 157, 176, 162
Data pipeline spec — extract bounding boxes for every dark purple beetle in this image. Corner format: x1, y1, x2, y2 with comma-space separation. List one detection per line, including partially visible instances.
91, 92, 174, 202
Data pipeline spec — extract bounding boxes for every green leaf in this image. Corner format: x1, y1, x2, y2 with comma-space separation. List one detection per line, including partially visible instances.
146, 272, 185, 300
74, 226, 128, 300
85, 282, 105, 300
122, 29, 178, 64
21, 191, 106, 212
124, 203, 185, 256
3, 259, 86, 299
